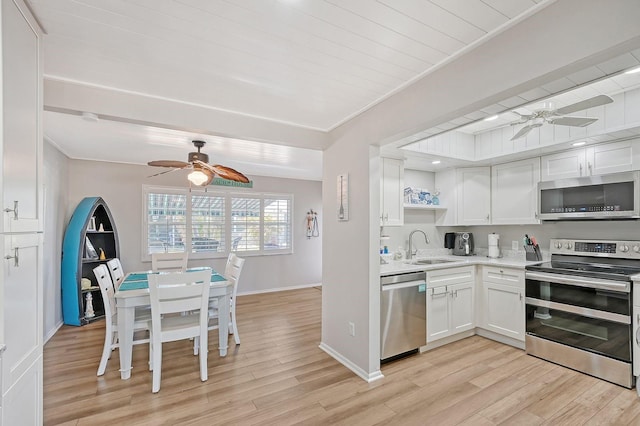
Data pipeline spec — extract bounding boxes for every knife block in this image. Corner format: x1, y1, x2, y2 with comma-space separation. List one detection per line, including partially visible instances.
525, 245, 542, 261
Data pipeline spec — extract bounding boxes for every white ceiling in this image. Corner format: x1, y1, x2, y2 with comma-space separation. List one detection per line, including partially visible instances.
30, 0, 550, 180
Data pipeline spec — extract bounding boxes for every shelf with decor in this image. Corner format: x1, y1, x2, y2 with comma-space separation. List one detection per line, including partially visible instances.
404, 203, 447, 210
61, 197, 120, 326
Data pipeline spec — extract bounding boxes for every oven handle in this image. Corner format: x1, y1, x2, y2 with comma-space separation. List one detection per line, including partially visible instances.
525, 271, 630, 293
526, 297, 631, 324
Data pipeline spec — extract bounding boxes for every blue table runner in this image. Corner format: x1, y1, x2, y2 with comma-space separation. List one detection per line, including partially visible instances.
119, 269, 225, 291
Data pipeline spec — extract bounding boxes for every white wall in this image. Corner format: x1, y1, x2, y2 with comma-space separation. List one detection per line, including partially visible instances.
66, 160, 322, 294
43, 140, 70, 341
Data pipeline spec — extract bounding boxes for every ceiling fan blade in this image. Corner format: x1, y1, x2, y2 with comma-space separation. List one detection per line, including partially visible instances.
554, 95, 613, 115
548, 116, 598, 127
197, 161, 250, 183
147, 165, 189, 178
511, 123, 542, 141
148, 160, 190, 168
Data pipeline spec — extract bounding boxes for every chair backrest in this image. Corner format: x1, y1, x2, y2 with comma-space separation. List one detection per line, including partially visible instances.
93, 264, 116, 323
224, 254, 245, 297
151, 252, 188, 272
106, 258, 125, 289
147, 269, 211, 331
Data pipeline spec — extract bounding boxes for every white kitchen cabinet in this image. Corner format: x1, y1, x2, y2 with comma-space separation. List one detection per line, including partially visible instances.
540, 139, 640, 181
0, 1, 44, 424
380, 157, 404, 226
457, 168, 491, 225
426, 267, 475, 343
491, 158, 540, 224
480, 266, 525, 342
434, 167, 490, 226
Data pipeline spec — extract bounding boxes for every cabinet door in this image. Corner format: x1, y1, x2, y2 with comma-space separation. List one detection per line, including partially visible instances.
426, 285, 450, 342
450, 282, 474, 334
587, 140, 637, 176
540, 149, 586, 181
2, 0, 43, 233
380, 157, 404, 226
491, 158, 540, 224
456, 168, 490, 225
1, 233, 43, 425
483, 282, 524, 341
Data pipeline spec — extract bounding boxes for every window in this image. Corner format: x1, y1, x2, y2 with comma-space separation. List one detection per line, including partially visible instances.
143, 186, 292, 259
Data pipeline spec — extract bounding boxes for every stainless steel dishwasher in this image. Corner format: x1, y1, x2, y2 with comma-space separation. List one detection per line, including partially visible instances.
380, 271, 427, 361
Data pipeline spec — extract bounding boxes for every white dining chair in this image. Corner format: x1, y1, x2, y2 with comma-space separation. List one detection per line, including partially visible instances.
151, 252, 188, 272
106, 258, 125, 290
93, 264, 150, 376
207, 254, 245, 344
147, 269, 211, 393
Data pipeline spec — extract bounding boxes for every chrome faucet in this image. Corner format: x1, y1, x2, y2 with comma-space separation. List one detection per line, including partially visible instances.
408, 229, 430, 260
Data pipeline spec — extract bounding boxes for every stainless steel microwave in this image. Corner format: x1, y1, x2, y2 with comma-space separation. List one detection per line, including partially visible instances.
538, 171, 640, 220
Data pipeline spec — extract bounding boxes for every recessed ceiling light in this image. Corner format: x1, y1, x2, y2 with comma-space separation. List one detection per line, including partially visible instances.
625, 66, 640, 74
432, 160, 441, 164
484, 115, 499, 121
572, 141, 586, 146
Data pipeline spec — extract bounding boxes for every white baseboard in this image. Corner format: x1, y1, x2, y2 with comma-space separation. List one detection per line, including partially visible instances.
44, 321, 64, 344
318, 342, 384, 383
476, 328, 525, 350
237, 282, 321, 296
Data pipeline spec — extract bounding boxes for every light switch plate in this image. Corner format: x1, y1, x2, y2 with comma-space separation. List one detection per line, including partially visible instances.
512, 240, 519, 250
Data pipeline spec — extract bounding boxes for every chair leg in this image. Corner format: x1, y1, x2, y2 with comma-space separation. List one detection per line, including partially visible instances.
97, 329, 115, 376
151, 340, 162, 393
193, 336, 199, 356
199, 332, 208, 382
231, 308, 240, 345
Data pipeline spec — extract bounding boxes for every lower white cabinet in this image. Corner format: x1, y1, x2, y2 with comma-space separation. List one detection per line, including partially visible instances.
426, 267, 474, 343
480, 266, 525, 341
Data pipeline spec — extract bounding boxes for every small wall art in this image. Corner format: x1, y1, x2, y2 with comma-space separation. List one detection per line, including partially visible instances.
337, 173, 349, 221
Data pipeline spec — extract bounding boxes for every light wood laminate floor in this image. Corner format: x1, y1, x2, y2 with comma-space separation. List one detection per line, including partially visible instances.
44, 287, 640, 425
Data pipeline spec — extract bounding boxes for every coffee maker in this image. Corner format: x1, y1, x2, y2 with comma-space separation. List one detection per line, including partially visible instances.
452, 232, 474, 256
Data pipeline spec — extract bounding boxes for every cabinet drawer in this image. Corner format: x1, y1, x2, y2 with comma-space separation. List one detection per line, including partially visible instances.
482, 266, 524, 286
428, 266, 474, 287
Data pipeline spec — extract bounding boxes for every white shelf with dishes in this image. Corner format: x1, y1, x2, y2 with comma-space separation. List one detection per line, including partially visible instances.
404, 203, 447, 210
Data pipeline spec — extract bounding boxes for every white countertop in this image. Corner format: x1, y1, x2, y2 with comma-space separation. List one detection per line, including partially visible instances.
380, 254, 545, 276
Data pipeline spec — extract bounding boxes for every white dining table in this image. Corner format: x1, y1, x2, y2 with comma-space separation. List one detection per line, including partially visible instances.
114, 270, 232, 380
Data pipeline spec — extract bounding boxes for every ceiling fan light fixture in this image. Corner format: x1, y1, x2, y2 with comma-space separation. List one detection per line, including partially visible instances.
187, 169, 209, 186
572, 141, 586, 147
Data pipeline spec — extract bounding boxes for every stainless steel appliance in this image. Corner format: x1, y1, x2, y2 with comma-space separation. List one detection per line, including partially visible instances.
525, 239, 640, 388
538, 171, 640, 220
452, 232, 474, 256
380, 271, 427, 361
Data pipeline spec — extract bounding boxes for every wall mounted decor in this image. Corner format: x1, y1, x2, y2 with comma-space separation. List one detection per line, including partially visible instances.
337, 174, 349, 221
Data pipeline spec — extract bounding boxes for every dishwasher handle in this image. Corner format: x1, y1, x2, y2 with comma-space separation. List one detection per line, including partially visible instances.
381, 280, 426, 291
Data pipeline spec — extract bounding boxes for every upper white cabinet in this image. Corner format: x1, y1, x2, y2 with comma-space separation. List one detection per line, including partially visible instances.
541, 139, 640, 181
380, 157, 404, 226
2, 0, 43, 233
435, 167, 490, 226
491, 158, 541, 225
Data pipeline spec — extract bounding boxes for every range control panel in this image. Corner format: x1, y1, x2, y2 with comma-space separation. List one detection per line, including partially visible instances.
550, 239, 640, 259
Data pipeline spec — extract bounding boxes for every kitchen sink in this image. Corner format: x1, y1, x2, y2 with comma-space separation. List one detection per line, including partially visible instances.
407, 258, 457, 265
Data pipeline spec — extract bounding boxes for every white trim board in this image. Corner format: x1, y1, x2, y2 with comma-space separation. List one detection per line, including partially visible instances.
319, 342, 384, 383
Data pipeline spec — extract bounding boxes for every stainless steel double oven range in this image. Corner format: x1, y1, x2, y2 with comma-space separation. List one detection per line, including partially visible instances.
525, 239, 640, 388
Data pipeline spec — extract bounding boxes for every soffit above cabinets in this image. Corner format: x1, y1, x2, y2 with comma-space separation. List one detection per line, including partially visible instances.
390, 50, 640, 171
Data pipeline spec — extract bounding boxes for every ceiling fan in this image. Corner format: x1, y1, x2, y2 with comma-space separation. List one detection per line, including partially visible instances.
147, 140, 250, 186
510, 94, 614, 141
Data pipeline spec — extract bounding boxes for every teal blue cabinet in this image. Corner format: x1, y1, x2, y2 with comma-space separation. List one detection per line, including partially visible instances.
61, 197, 120, 326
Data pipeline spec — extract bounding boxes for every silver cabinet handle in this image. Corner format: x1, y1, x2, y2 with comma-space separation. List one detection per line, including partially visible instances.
5, 247, 18, 267
534, 211, 538, 219
588, 162, 592, 174
579, 163, 583, 176
486, 214, 490, 221
519, 293, 523, 301
4, 201, 18, 220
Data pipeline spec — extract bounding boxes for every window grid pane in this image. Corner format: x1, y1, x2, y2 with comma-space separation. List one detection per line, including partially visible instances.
191, 194, 225, 253
264, 199, 291, 250
231, 197, 261, 251
147, 193, 187, 253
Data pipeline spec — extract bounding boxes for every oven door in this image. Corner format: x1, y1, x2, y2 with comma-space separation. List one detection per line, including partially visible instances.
525, 271, 632, 362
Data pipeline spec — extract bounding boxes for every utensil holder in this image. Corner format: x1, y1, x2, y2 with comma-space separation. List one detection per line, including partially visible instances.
525, 245, 542, 261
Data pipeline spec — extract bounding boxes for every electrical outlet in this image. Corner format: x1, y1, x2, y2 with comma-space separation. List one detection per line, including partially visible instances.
348, 322, 355, 336
512, 240, 519, 250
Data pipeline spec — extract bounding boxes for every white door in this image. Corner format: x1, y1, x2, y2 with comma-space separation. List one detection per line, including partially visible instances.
2, 0, 43, 234
491, 158, 540, 224
456, 168, 491, 225
540, 149, 586, 181
1, 233, 43, 425
484, 282, 524, 341
426, 286, 450, 342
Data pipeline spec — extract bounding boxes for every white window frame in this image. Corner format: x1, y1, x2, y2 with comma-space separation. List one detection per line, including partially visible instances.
142, 185, 293, 261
